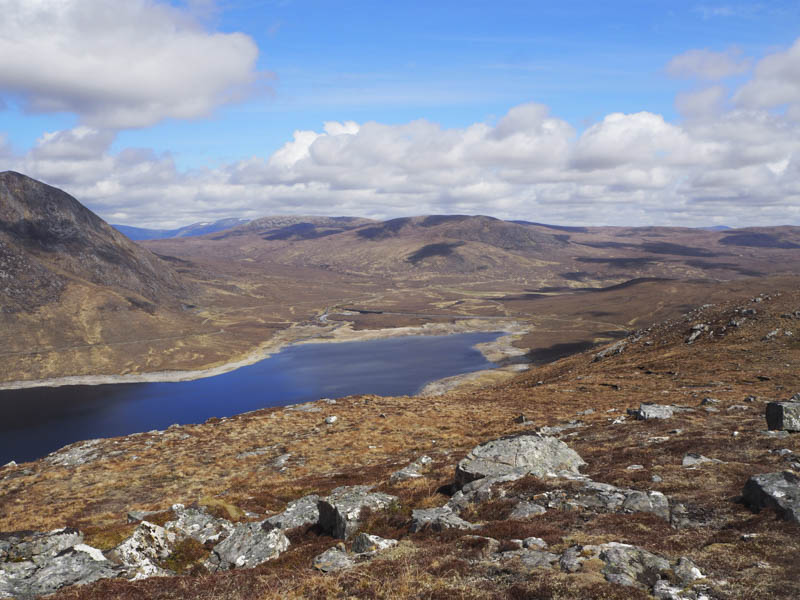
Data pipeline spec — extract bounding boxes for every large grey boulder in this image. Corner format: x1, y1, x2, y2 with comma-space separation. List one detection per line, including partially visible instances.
621, 491, 670, 520
108, 521, 176, 580
499, 548, 559, 570
207, 522, 290, 570
599, 542, 671, 588
454, 435, 585, 489
742, 471, 800, 523
629, 404, 674, 420
264, 494, 320, 532
0, 530, 123, 599
410, 506, 477, 532
766, 402, 800, 431
351, 533, 398, 554
166, 505, 234, 545
317, 486, 398, 540
312, 546, 354, 572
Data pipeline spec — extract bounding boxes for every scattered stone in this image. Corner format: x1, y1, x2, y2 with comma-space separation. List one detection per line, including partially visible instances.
410, 506, 477, 532
324, 415, 338, 425
682, 454, 722, 467
523, 537, 548, 549
127, 510, 160, 524
512, 414, 530, 424
109, 521, 176, 579
741, 471, 800, 523
622, 491, 670, 520
351, 533, 397, 554
764, 329, 781, 340
766, 401, 800, 432
0, 529, 124, 598
264, 495, 320, 532
166, 505, 234, 545
3, 461, 16, 468
509, 501, 546, 519
744, 395, 757, 402
44, 439, 103, 467
312, 546, 354, 573
728, 405, 750, 411
599, 542, 670, 588
629, 404, 674, 420
207, 522, 290, 570
389, 456, 432, 483
701, 397, 719, 405
593, 341, 626, 361
626, 464, 644, 471
317, 486, 398, 539
454, 435, 585, 489
499, 548, 559, 569
235, 446, 274, 459
704, 406, 720, 413
652, 474, 663, 483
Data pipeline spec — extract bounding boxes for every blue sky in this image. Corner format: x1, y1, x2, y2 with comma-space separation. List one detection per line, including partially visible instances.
1, 0, 799, 227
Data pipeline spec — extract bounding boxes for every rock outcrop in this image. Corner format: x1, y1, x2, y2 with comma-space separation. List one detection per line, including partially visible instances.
454, 434, 585, 488
317, 486, 398, 539
742, 471, 800, 523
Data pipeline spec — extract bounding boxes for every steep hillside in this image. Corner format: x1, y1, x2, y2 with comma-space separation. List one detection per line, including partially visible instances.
0, 172, 225, 383
2, 279, 798, 599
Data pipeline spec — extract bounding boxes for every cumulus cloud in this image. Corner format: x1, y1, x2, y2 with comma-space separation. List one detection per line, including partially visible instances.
5, 40, 800, 228
666, 48, 750, 80
0, 0, 261, 128
734, 38, 800, 115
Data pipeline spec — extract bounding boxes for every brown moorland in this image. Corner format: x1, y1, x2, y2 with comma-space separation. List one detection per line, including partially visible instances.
1, 278, 798, 599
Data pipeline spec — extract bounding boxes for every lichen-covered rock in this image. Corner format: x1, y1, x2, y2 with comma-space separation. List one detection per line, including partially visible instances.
44, 439, 104, 467
410, 506, 477, 532
351, 533, 398, 554
109, 521, 177, 579
455, 435, 585, 489
0, 530, 123, 599
389, 455, 432, 483
509, 501, 547, 519
313, 546, 354, 572
630, 404, 674, 420
622, 491, 670, 520
499, 548, 559, 570
317, 486, 398, 539
166, 505, 234, 545
742, 471, 800, 523
599, 542, 670, 588
766, 401, 800, 432
264, 494, 320, 532
207, 522, 290, 570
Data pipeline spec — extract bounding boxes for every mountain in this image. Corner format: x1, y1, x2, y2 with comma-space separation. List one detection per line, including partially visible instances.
0, 172, 205, 382
113, 218, 250, 241
210, 215, 377, 241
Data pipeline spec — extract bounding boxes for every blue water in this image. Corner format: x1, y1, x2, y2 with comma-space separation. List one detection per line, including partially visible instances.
0, 332, 500, 464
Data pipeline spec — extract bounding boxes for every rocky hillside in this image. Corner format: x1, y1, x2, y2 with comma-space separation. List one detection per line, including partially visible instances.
1, 282, 798, 599
0, 171, 187, 311
0, 172, 218, 383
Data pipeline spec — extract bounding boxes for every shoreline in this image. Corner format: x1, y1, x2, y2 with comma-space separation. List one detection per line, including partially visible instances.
0, 317, 532, 392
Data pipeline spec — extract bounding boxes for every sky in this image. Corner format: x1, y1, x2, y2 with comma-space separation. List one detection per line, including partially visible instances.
1, 1, 799, 229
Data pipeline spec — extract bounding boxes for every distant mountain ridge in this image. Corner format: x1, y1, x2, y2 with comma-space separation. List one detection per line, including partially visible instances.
113, 218, 250, 241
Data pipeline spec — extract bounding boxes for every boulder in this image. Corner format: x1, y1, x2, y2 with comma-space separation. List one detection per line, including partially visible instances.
109, 521, 176, 579
682, 454, 721, 467
351, 533, 397, 554
622, 491, 670, 520
207, 522, 290, 570
313, 546, 354, 573
317, 486, 398, 539
630, 404, 674, 420
0, 530, 123, 599
499, 548, 559, 570
166, 505, 234, 545
599, 542, 670, 588
766, 401, 800, 432
742, 471, 800, 523
409, 506, 477, 532
389, 456, 432, 483
454, 435, 585, 489
264, 494, 320, 532
509, 501, 547, 519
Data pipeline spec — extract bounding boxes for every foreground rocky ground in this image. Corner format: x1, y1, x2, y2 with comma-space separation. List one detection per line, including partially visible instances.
1, 284, 799, 599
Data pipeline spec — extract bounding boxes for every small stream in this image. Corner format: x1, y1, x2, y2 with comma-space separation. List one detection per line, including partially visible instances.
0, 331, 501, 464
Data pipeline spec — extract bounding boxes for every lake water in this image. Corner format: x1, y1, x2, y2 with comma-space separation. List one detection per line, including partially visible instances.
0, 331, 500, 464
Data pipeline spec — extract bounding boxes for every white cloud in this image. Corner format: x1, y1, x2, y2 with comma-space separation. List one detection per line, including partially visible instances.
5, 40, 800, 229
734, 38, 800, 114
666, 48, 750, 80
0, 0, 261, 128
